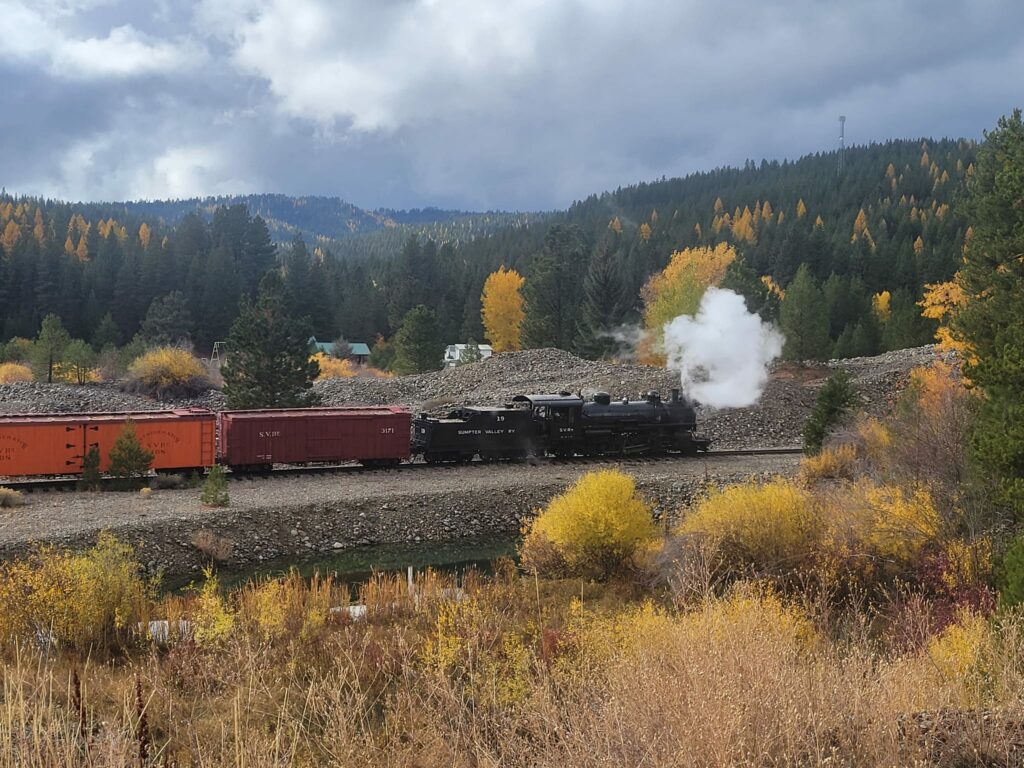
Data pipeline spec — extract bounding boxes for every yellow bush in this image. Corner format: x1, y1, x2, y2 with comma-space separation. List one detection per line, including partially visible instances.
678, 478, 816, 573
924, 611, 993, 706
520, 470, 657, 578
862, 483, 941, 562
191, 570, 235, 646
125, 346, 212, 398
313, 352, 357, 379
799, 443, 858, 483
855, 416, 892, 467
0, 362, 32, 383
0, 533, 153, 649
0, 487, 24, 508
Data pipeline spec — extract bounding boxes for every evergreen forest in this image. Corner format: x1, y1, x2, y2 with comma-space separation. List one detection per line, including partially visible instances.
0, 137, 972, 361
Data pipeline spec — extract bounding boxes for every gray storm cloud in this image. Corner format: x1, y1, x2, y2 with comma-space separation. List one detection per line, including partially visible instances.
0, 0, 1022, 208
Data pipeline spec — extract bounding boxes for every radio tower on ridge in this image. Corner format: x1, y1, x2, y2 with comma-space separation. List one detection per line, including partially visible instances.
838, 115, 846, 175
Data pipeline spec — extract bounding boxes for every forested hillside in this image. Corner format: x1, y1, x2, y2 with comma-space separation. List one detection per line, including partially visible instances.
0, 137, 973, 361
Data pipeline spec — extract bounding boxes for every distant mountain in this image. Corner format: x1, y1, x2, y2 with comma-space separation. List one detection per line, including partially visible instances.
109, 194, 491, 243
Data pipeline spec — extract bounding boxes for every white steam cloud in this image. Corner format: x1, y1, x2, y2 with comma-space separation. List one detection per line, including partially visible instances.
663, 287, 784, 409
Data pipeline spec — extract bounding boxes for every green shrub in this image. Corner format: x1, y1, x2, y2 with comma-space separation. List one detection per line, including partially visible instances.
998, 534, 1024, 609
107, 420, 154, 489
200, 465, 229, 507
803, 371, 858, 454
78, 445, 101, 490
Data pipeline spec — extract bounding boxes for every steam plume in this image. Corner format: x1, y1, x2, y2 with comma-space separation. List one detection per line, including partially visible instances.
662, 287, 783, 409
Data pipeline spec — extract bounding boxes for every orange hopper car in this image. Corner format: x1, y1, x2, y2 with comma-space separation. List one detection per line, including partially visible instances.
0, 410, 216, 478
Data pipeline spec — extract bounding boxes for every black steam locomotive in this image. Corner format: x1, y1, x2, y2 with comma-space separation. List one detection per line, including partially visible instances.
412, 389, 710, 463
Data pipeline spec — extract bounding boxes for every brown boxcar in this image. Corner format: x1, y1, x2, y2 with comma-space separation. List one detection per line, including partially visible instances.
0, 409, 216, 478
218, 407, 411, 470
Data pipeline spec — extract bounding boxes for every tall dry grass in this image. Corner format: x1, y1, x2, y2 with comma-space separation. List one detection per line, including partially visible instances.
0, 551, 1021, 767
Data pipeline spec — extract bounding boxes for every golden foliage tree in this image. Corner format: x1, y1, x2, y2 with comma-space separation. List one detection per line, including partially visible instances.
139, 222, 152, 249
640, 242, 737, 364
520, 469, 656, 578
480, 266, 525, 352
920, 278, 968, 354
796, 198, 807, 218
1, 220, 20, 253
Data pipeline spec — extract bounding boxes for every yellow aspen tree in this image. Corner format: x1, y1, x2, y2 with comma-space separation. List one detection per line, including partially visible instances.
761, 275, 785, 300
33, 208, 45, 243
752, 201, 762, 225
920, 150, 930, 167
650, 209, 658, 223
75, 225, 90, 261
713, 197, 724, 213
886, 162, 896, 178
1, 220, 20, 252
872, 291, 892, 323
640, 242, 737, 364
814, 215, 824, 228
693, 222, 702, 239
13, 203, 25, 221
776, 210, 785, 224
480, 267, 525, 352
852, 208, 869, 239
919, 278, 969, 355
761, 200, 772, 221
914, 236, 924, 256
796, 199, 807, 218
639, 222, 652, 242
64, 235, 75, 255
608, 216, 622, 234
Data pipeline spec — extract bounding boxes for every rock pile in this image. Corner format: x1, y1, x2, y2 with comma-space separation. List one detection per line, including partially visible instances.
0, 382, 225, 414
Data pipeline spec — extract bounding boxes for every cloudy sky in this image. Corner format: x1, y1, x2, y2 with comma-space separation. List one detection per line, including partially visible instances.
1, 0, 1021, 211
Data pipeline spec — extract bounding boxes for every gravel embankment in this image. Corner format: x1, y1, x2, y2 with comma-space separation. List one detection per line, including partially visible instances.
0, 454, 799, 578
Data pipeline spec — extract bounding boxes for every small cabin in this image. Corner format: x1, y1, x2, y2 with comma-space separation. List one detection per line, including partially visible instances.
443, 343, 493, 368
309, 337, 372, 366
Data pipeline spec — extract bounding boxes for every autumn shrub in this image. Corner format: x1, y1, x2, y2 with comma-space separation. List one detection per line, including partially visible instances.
799, 443, 858, 484
1, 336, 33, 362
190, 570, 236, 647
519, 470, 657, 578
0, 362, 32, 383
0, 533, 153, 650
123, 346, 212, 398
0, 487, 25, 508
678, 478, 817, 575
199, 464, 229, 507
313, 352, 358, 379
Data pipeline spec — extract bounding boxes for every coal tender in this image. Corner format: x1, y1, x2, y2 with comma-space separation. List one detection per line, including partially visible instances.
413, 389, 709, 462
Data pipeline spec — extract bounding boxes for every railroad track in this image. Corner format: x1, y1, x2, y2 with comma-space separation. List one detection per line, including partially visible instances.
1, 447, 803, 493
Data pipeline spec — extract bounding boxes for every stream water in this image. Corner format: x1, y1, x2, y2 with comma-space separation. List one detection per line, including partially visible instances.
201, 535, 519, 592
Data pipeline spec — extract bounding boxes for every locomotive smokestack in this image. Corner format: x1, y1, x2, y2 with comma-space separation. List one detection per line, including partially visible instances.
670, 388, 680, 403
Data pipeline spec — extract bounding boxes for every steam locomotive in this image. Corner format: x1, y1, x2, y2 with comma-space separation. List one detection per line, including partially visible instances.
412, 388, 710, 462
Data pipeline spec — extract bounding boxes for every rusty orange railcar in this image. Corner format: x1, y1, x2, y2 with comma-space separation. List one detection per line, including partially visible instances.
0, 409, 216, 478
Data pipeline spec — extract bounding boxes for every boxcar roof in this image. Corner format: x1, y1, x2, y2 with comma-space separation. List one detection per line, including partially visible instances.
220, 407, 409, 419
0, 409, 213, 425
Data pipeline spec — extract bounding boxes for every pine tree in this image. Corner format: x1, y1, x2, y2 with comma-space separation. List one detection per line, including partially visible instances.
107, 419, 155, 489
142, 291, 193, 346
92, 312, 122, 351
221, 271, 321, 409
803, 371, 858, 453
954, 109, 1024, 517
575, 247, 626, 358
31, 314, 71, 383
392, 305, 443, 374
522, 225, 588, 349
780, 265, 830, 361
200, 465, 230, 507
480, 266, 525, 352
